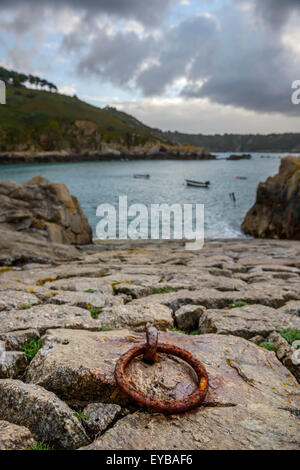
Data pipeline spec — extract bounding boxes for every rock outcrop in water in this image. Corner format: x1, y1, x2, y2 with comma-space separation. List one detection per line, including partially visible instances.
227, 154, 252, 160
0, 176, 92, 264
0, 238, 300, 449
0, 142, 215, 164
242, 156, 300, 239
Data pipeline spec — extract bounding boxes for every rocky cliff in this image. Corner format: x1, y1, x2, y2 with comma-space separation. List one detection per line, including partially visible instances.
0, 176, 92, 251
242, 156, 300, 239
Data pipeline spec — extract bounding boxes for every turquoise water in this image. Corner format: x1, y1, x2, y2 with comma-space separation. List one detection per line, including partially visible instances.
0, 153, 294, 239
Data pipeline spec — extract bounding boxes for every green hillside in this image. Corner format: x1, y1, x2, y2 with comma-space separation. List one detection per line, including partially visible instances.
163, 131, 300, 153
105, 106, 300, 154
104, 106, 169, 142
1, 67, 298, 155
0, 84, 164, 152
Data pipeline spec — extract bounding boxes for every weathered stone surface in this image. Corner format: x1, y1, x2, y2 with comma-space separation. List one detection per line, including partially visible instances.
131, 287, 296, 311
0, 227, 81, 265
0, 420, 35, 450
0, 290, 40, 311
43, 276, 113, 293
97, 304, 173, 331
175, 305, 206, 331
198, 305, 300, 339
0, 237, 299, 449
113, 277, 247, 297
249, 335, 265, 345
278, 301, 300, 316
0, 329, 40, 351
242, 156, 300, 239
0, 264, 108, 285
27, 330, 300, 413
0, 351, 27, 378
81, 404, 300, 450
112, 283, 155, 299
83, 403, 122, 436
0, 380, 90, 449
0, 176, 92, 245
49, 291, 120, 309
267, 331, 300, 383
49, 329, 300, 450
0, 304, 101, 334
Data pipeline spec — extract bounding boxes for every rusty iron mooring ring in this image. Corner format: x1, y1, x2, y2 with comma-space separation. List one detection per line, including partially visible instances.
114, 326, 209, 414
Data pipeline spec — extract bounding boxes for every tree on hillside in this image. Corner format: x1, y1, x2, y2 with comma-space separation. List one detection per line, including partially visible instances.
0, 66, 57, 92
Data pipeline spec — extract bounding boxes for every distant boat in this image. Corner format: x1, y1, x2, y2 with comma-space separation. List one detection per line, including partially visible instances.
234, 176, 247, 180
185, 179, 210, 188
133, 174, 150, 179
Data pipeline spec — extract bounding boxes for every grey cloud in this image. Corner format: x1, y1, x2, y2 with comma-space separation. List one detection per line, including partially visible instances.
62, 14, 217, 96
72, 29, 154, 88
137, 15, 217, 95
1, 0, 299, 118
62, 3, 300, 116
253, 0, 300, 28
0, 0, 176, 26
181, 7, 300, 115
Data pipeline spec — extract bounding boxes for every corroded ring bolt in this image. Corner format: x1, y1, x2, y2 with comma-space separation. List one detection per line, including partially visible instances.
143, 326, 159, 364
114, 326, 209, 414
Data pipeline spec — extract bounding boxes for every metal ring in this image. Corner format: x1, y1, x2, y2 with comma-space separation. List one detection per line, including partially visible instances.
114, 342, 209, 414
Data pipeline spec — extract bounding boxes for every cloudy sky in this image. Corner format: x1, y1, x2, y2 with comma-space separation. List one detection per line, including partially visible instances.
0, 0, 299, 133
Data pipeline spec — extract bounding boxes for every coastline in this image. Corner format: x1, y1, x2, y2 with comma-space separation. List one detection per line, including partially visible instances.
0, 151, 216, 165
0, 151, 298, 165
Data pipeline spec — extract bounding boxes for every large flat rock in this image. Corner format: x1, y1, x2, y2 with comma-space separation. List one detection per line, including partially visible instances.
0, 228, 80, 265
97, 304, 173, 331
0, 302, 173, 334
0, 304, 100, 334
0, 264, 109, 285
131, 286, 298, 311
0, 420, 35, 450
199, 304, 300, 339
81, 404, 300, 450
26, 329, 300, 451
49, 290, 122, 309
0, 379, 89, 449
0, 290, 40, 311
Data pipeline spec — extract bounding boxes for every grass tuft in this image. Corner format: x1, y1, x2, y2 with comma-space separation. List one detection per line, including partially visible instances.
88, 307, 102, 319
21, 337, 43, 363
229, 301, 248, 309
153, 288, 176, 295
171, 328, 187, 334
278, 329, 300, 346
75, 411, 88, 422
259, 342, 276, 352
19, 304, 32, 310
31, 441, 53, 451
171, 328, 201, 336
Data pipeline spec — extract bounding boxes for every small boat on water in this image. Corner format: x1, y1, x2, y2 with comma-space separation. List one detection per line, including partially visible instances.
133, 174, 150, 179
234, 176, 247, 180
185, 179, 210, 188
